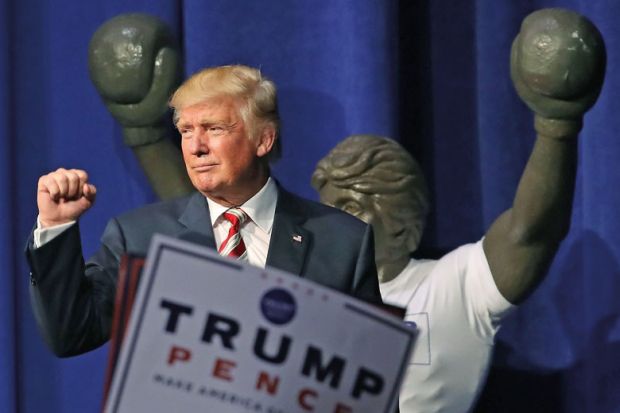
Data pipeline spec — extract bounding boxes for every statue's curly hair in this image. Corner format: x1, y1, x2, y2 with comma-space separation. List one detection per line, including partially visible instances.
312, 135, 429, 253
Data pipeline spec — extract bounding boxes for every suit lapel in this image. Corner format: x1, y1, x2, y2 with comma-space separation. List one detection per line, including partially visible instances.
176, 188, 310, 275
177, 192, 217, 249
266, 187, 310, 276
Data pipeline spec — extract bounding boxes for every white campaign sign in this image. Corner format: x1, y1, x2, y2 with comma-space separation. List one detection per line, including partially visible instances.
105, 235, 415, 413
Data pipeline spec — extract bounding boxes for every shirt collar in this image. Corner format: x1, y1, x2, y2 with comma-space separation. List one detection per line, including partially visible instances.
206, 177, 278, 233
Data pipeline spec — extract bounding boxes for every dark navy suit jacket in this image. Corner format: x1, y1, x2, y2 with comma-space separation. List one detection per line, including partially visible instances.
27, 186, 381, 357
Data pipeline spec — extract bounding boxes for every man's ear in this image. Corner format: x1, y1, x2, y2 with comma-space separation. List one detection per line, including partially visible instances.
256, 124, 276, 158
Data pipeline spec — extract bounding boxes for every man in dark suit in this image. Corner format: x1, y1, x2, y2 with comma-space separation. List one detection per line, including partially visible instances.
27, 65, 381, 357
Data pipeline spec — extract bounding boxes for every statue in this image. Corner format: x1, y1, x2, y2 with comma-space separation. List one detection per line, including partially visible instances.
84, 8, 606, 411
88, 13, 193, 199
312, 8, 605, 413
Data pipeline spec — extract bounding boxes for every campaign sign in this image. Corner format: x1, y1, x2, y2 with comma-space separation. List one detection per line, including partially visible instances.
104, 235, 415, 413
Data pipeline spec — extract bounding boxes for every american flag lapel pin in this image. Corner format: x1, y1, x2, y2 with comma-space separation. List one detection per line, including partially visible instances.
292, 234, 303, 243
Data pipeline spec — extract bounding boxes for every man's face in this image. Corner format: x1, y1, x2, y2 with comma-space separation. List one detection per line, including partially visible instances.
177, 97, 270, 205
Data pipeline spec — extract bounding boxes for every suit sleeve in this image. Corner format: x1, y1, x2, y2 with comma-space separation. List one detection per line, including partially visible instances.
26, 219, 125, 357
352, 224, 383, 305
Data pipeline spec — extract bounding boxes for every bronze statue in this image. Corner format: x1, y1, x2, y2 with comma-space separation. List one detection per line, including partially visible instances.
312, 8, 605, 412
88, 13, 193, 199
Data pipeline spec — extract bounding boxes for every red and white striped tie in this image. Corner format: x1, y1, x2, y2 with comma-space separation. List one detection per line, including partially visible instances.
218, 208, 248, 260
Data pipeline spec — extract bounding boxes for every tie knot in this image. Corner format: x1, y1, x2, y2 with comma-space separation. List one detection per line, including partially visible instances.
223, 208, 248, 228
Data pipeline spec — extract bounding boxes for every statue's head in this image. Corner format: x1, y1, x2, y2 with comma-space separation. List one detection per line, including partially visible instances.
312, 135, 429, 283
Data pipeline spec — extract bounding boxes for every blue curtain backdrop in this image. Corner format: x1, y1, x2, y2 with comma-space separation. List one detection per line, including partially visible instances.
1, 0, 619, 412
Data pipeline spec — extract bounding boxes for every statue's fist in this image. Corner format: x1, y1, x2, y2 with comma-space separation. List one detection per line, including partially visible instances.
511, 8, 606, 120
37, 169, 96, 228
88, 14, 181, 145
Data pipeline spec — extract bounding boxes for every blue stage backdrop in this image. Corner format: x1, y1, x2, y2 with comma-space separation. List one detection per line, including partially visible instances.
1, 0, 619, 412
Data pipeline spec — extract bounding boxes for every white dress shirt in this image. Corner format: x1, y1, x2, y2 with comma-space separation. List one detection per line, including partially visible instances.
207, 177, 277, 268
34, 178, 278, 269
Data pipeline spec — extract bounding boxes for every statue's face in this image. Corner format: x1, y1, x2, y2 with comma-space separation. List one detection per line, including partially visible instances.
317, 182, 373, 223
318, 181, 411, 283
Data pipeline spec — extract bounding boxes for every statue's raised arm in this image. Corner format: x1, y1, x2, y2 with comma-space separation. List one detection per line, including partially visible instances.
88, 14, 193, 199
484, 8, 606, 303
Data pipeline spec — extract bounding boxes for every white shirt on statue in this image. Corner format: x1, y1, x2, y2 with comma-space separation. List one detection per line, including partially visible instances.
380, 239, 514, 413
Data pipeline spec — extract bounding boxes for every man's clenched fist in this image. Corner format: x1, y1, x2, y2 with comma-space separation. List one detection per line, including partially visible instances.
37, 168, 96, 228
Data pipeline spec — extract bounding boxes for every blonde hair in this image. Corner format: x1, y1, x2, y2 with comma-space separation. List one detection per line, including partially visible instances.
169, 65, 281, 161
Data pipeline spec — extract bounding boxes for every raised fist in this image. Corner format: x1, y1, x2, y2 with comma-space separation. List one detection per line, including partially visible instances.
88, 14, 181, 146
511, 8, 606, 135
37, 168, 96, 228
